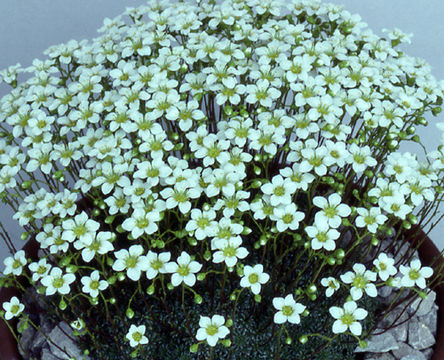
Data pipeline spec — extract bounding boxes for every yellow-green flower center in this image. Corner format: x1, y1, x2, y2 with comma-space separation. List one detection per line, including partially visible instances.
206, 324, 219, 336
248, 273, 259, 284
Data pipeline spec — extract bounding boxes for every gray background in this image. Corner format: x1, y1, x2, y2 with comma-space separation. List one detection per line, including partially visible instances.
0, 0, 443, 263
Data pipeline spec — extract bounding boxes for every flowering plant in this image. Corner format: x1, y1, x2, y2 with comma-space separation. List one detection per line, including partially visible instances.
0, 0, 443, 359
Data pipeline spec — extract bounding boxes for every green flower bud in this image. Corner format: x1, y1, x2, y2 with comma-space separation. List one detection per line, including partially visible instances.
432, 107, 442, 116
307, 284, 317, 294
226, 319, 233, 327
90, 297, 99, 306
109, 298, 116, 304
327, 257, 336, 266
190, 344, 199, 353
126, 308, 135, 319
254, 294, 261, 303
59, 299, 67, 310
92, 209, 101, 217
299, 335, 308, 344
221, 339, 231, 347
194, 294, 203, 304
117, 273, 126, 281
147, 284, 155, 295
285, 337, 292, 345
105, 215, 115, 224
21, 180, 33, 190
358, 340, 367, 349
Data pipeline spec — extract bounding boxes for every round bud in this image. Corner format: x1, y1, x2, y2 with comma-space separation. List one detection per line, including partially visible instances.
90, 297, 99, 306
147, 284, 155, 295
299, 335, 308, 344
226, 319, 233, 327
92, 209, 101, 217
194, 294, 203, 304
117, 273, 126, 281
358, 340, 367, 349
109, 298, 116, 304
327, 257, 336, 266
254, 294, 262, 303
126, 308, 135, 319
307, 284, 317, 294
190, 344, 199, 353
221, 339, 231, 347
59, 299, 67, 310
285, 337, 292, 345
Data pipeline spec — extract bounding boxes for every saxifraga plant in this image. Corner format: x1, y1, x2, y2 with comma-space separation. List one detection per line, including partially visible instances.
1, 0, 444, 359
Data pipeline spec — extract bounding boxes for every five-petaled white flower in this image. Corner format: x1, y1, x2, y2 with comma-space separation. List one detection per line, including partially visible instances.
41, 267, 76, 296
146, 251, 171, 280
196, 314, 230, 347
212, 237, 249, 268
305, 221, 340, 251
3, 250, 27, 276
321, 277, 340, 297
399, 259, 433, 289
240, 264, 270, 295
126, 324, 149, 348
165, 251, 202, 287
373, 253, 397, 281
272, 294, 306, 324
340, 263, 377, 300
313, 193, 351, 229
329, 301, 368, 336
80, 270, 109, 298
2, 296, 25, 320
112, 245, 149, 281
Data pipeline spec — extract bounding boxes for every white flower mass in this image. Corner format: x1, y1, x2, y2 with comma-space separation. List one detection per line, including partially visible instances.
0, 0, 443, 356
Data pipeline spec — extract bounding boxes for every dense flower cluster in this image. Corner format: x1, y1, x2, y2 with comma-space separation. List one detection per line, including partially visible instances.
0, 0, 443, 358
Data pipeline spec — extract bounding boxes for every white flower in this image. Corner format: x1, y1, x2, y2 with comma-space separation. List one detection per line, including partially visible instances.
312, 193, 351, 229
112, 245, 149, 281
240, 264, 270, 295
245, 79, 281, 107
165, 251, 202, 287
305, 221, 340, 251
3, 250, 27, 276
81, 270, 109, 298
355, 207, 387, 234
321, 277, 340, 297
329, 301, 368, 336
195, 315, 230, 347
126, 324, 149, 348
122, 207, 161, 239
347, 144, 377, 173
161, 182, 201, 214
340, 263, 377, 300
272, 294, 306, 324
185, 208, 217, 240
62, 211, 100, 244
28, 258, 51, 282
79, 231, 115, 263
146, 251, 171, 279
41, 267, 76, 296
399, 259, 433, 289
261, 175, 296, 207
272, 203, 305, 232
2, 296, 25, 320
373, 253, 397, 281
212, 237, 249, 267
